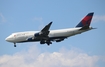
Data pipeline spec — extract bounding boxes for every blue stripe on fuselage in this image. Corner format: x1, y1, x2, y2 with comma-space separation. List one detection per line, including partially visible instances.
17, 36, 67, 43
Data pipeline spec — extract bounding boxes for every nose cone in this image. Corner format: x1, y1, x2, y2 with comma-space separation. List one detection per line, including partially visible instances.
5, 35, 14, 42
5, 37, 8, 41
5, 37, 11, 42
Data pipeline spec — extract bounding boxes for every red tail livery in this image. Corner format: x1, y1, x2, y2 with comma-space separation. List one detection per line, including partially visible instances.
76, 12, 94, 27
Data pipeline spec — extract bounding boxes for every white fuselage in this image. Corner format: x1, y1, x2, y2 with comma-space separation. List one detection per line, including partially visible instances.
5, 12, 94, 47
5, 27, 92, 43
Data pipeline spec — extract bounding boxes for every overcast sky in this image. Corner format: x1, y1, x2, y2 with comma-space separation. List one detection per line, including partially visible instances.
0, 0, 105, 67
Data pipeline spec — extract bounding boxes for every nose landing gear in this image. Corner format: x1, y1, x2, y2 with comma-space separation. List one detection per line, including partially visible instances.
14, 43, 16, 47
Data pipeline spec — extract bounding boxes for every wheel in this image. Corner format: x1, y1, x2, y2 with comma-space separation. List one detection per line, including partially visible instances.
47, 43, 50, 46
14, 44, 16, 47
40, 41, 45, 44
14, 43, 16, 47
46, 41, 52, 46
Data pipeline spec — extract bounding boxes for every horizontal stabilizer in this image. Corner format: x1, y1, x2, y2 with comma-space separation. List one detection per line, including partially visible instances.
79, 25, 89, 30
79, 26, 97, 30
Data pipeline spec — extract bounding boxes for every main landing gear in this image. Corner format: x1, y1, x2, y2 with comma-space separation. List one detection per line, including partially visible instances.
40, 40, 52, 46
14, 43, 16, 47
46, 41, 52, 46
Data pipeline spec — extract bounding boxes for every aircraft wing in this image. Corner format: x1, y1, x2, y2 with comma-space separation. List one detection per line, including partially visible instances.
39, 22, 52, 37
34, 22, 52, 38
35, 22, 53, 45
41, 22, 52, 32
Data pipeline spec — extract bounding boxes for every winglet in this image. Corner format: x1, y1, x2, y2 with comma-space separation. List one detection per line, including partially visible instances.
76, 12, 94, 27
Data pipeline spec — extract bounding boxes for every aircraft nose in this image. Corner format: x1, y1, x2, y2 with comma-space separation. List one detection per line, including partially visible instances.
5, 37, 10, 42
5, 35, 14, 42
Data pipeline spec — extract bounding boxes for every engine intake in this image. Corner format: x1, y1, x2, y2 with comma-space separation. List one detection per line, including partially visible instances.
34, 32, 43, 37
27, 37, 34, 41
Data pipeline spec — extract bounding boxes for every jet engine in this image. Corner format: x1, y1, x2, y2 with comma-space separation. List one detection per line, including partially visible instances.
55, 39, 64, 42
27, 37, 33, 41
34, 32, 43, 37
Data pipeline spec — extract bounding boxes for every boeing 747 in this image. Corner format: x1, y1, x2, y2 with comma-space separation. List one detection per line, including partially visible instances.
5, 12, 95, 47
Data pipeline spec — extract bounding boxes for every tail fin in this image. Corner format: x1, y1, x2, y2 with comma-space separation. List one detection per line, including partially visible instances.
76, 12, 94, 27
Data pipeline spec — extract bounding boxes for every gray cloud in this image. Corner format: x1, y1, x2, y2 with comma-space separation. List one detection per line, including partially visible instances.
0, 45, 100, 67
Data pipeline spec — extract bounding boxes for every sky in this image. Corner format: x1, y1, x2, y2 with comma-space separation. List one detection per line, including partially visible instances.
0, 0, 105, 67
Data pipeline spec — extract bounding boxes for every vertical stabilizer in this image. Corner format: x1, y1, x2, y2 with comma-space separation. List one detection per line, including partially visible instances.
76, 12, 94, 27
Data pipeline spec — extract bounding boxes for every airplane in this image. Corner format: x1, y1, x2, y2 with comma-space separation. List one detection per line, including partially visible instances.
5, 12, 95, 47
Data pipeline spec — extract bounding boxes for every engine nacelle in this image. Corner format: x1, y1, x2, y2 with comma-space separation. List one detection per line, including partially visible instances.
34, 32, 42, 37
27, 37, 33, 41
56, 39, 64, 42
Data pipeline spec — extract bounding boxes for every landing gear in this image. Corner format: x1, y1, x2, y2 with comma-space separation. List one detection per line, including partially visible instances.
14, 43, 16, 47
40, 40, 45, 44
46, 41, 52, 46
40, 40, 52, 46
